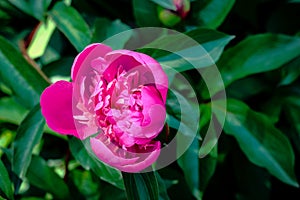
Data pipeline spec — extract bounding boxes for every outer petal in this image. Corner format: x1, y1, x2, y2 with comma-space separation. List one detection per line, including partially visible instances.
90, 136, 160, 173
71, 43, 112, 81
90, 136, 139, 166
105, 50, 168, 103
118, 141, 161, 173
40, 81, 78, 137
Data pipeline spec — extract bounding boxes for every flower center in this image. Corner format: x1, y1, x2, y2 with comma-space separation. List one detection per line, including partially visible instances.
91, 66, 146, 149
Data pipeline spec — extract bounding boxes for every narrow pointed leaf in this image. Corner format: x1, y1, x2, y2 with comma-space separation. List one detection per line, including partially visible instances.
122, 171, 159, 200
26, 156, 70, 199
0, 159, 14, 200
12, 105, 45, 179
49, 2, 91, 52
177, 138, 201, 199
0, 36, 49, 109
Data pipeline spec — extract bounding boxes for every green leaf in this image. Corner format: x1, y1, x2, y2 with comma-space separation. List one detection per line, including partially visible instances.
166, 89, 199, 140
0, 159, 14, 200
8, 0, 51, 20
198, 108, 218, 193
26, 156, 70, 199
279, 56, 300, 86
199, 145, 217, 194
0, 97, 28, 124
141, 28, 234, 72
27, 18, 56, 59
133, 0, 161, 27
122, 171, 159, 200
12, 105, 45, 179
0, 36, 49, 109
196, 0, 235, 28
68, 137, 124, 189
177, 138, 201, 200
0, 130, 14, 157
232, 150, 271, 200
226, 76, 269, 100
285, 95, 300, 134
219, 34, 300, 88
49, 2, 91, 52
42, 57, 73, 78
70, 170, 101, 200
91, 18, 132, 49
150, 0, 176, 10
156, 173, 170, 200
214, 99, 298, 187
289, 0, 300, 3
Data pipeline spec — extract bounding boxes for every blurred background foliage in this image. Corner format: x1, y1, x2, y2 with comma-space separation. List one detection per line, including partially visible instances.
0, 0, 300, 199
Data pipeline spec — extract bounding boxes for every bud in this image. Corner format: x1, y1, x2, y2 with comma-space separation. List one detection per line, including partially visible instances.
173, 0, 190, 18
157, 0, 190, 27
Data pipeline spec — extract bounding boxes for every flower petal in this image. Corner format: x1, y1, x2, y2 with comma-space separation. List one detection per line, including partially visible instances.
40, 81, 78, 137
91, 136, 161, 172
118, 141, 161, 172
137, 85, 166, 138
105, 50, 168, 103
90, 135, 139, 166
71, 43, 112, 81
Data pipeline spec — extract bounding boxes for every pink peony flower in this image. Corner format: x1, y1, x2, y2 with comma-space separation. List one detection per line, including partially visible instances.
40, 43, 168, 172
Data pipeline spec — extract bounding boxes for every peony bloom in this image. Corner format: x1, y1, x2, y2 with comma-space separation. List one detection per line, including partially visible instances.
40, 43, 168, 172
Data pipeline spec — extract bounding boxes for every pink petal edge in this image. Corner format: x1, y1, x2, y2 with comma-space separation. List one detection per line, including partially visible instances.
105, 50, 169, 103
40, 81, 78, 137
71, 43, 112, 81
90, 137, 161, 172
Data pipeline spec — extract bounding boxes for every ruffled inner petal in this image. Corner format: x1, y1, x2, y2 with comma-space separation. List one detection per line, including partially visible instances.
105, 50, 168, 103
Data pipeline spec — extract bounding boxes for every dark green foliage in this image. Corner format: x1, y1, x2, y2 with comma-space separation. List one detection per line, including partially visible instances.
0, 0, 299, 199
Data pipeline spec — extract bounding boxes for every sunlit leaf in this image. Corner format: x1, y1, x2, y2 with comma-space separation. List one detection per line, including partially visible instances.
27, 18, 56, 59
